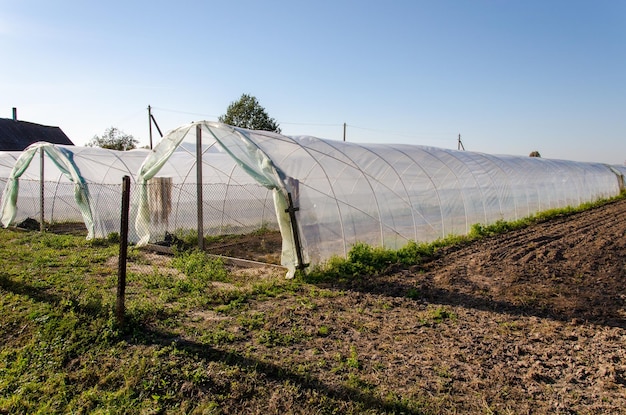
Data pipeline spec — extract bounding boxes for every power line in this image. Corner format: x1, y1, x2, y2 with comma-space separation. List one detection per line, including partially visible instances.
150, 106, 461, 146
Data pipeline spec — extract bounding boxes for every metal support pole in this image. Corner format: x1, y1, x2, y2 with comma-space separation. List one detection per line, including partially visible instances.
39, 148, 44, 232
196, 125, 204, 250
343, 123, 346, 142
116, 175, 131, 326
285, 192, 308, 270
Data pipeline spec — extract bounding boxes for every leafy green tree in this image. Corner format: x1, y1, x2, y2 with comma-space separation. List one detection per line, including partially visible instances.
219, 94, 281, 133
87, 127, 138, 151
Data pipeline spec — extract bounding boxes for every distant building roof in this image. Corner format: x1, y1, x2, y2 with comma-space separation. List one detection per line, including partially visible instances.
0, 118, 74, 151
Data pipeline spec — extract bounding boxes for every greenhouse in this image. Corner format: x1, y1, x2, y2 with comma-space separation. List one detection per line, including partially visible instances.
0, 141, 277, 242
2, 121, 625, 277
1, 143, 151, 238
133, 121, 625, 277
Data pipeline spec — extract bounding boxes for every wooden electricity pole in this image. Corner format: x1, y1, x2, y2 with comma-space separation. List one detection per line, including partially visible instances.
147, 105, 164, 150
457, 134, 465, 151
148, 105, 153, 150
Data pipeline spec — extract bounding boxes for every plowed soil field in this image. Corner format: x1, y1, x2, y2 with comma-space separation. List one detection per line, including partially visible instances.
305, 198, 626, 413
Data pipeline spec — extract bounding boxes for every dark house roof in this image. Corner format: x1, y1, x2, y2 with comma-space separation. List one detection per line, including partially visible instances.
0, 118, 74, 151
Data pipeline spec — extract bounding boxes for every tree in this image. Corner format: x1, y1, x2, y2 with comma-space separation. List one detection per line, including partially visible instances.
529, 151, 541, 158
218, 94, 281, 133
87, 127, 138, 151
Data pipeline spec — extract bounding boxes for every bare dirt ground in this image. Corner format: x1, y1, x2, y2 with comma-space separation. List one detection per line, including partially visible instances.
206, 199, 626, 414
299, 198, 626, 414
204, 230, 283, 265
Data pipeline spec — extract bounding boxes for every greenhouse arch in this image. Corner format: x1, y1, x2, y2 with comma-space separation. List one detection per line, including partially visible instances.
135, 121, 625, 278
1, 142, 96, 238
1, 143, 152, 239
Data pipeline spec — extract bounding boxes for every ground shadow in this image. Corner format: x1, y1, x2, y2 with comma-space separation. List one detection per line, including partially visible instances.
319, 266, 626, 329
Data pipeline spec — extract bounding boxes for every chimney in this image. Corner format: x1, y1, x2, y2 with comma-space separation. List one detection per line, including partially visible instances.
12, 107, 17, 121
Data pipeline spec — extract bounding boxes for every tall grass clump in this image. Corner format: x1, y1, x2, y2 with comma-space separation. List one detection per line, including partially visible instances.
305, 240, 440, 283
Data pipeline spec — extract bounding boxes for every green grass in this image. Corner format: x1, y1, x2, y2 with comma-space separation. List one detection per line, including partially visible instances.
3, 229, 394, 414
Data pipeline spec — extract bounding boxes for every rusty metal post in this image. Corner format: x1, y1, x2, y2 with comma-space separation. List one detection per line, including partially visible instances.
285, 192, 308, 270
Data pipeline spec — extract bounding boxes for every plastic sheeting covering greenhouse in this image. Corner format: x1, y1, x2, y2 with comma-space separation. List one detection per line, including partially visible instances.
0, 141, 278, 242
136, 121, 625, 277
1, 143, 151, 238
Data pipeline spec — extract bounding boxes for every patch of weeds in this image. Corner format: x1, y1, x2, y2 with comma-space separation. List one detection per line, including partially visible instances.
406, 287, 421, 299
345, 373, 373, 391
317, 325, 330, 336
304, 238, 459, 283
137, 267, 177, 290
419, 306, 457, 326
213, 294, 248, 313
237, 312, 266, 331
257, 329, 295, 347
250, 278, 300, 300
297, 296, 318, 310
331, 346, 362, 373
172, 249, 229, 283
200, 328, 241, 345
257, 325, 309, 348
200, 288, 249, 311
346, 346, 361, 369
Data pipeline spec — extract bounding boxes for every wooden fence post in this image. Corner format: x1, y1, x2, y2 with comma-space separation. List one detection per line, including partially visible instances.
116, 175, 131, 326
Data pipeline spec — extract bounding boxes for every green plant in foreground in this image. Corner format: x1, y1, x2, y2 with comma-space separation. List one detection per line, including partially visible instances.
172, 249, 229, 283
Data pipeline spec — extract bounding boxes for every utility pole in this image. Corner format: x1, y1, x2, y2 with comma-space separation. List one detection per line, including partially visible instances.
343, 123, 346, 142
148, 105, 153, 150
147, 105, 164, 149
457, 134, 465, 151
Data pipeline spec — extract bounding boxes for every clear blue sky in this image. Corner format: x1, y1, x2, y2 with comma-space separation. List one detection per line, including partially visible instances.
2, 0, 625, 164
